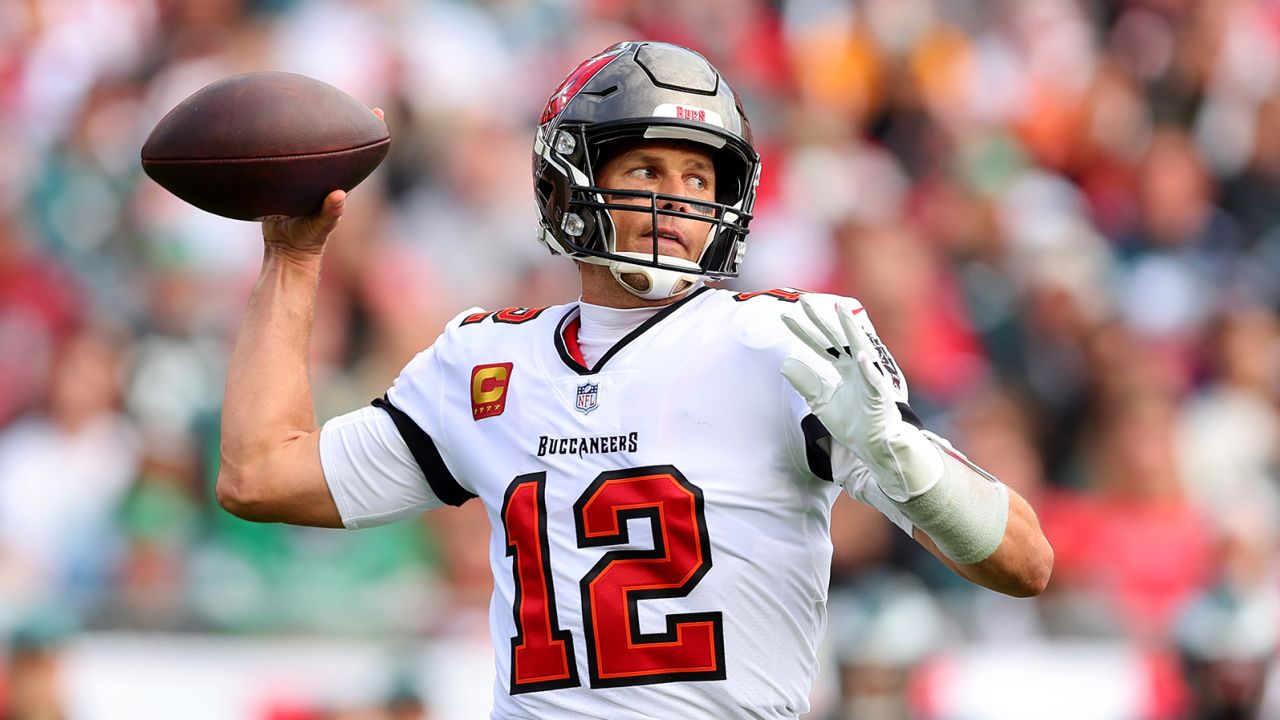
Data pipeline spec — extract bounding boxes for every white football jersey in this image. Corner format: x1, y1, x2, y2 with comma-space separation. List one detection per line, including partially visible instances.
319, 287, 914, 719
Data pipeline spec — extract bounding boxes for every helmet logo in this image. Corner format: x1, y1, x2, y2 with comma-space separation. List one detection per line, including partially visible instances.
653, 104, 724, 128
540, 45, 628, 125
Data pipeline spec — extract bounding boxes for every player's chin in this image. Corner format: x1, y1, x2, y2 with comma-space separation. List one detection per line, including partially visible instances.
658, 239, 694, 260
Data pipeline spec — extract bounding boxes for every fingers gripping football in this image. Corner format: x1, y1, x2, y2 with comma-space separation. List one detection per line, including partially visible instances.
780, 296, 942, 502
262, 190, 346, 259
261, 110, 382, 261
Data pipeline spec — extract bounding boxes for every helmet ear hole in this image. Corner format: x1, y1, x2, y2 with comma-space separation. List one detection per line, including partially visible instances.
535, 176, 558, 216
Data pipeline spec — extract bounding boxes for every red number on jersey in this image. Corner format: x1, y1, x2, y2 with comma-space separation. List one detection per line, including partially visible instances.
575, 466, 725, 687
500, 465, 724, 694
732, 288, 803, 302
460, 311, 493, 325
494, 307, 546, 324
503, 474, 579, 693
459, 307, 546, 327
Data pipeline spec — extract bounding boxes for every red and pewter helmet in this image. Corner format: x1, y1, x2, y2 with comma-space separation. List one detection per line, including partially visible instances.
533, 42, 762, 300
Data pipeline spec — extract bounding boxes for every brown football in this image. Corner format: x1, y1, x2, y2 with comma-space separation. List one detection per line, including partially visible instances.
141, 72, 390, 220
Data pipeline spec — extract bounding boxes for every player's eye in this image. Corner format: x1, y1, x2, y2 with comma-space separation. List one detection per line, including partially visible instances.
687, 175, 708, 192
628, 166, 658, 181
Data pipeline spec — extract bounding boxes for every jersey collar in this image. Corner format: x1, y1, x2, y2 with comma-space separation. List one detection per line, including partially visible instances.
553, 286, 711, 375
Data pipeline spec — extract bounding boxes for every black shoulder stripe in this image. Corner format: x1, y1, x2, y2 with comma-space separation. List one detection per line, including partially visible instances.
801, 404, 923, 483
800, 414, 834, 482
372, 395, 476, 507
898, 402, 923, 429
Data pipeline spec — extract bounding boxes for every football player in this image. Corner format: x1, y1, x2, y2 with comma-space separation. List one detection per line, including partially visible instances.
217, 42, 1053, 719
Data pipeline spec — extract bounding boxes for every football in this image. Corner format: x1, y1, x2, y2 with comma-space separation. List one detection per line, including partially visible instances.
140, 72, 390, 221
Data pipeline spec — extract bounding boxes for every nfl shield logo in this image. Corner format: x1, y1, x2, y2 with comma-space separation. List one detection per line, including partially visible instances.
575, 382, 599, 414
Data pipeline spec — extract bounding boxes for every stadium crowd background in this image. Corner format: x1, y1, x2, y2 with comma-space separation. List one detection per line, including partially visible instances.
1, 0, 1279, 718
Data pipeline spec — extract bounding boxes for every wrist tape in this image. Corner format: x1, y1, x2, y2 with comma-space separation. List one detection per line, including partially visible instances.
893, 442, 1009, 564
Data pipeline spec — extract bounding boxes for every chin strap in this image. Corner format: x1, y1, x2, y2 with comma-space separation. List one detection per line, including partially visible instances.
605, 253, 704, 301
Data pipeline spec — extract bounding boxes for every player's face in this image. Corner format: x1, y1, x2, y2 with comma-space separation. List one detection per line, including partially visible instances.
595, 141, 718, 263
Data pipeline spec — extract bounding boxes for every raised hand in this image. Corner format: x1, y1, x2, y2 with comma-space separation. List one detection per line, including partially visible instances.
779, 296, 942, 502
260, 108, 383, 261
261, 189, 345, 260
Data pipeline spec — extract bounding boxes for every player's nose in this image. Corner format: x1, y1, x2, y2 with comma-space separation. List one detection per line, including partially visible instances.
657, 174, 692, 213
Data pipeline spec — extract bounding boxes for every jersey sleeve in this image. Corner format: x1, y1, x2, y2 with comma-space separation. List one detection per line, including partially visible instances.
834, 445, 915, 535
318, 308, 482, 528
319, 406, 445, 529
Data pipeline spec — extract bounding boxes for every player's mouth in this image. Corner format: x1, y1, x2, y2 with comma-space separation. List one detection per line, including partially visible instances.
642, 226, 687, 255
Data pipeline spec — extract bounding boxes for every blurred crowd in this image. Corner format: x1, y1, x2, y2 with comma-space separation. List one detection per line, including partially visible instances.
1, 0, 1279, 718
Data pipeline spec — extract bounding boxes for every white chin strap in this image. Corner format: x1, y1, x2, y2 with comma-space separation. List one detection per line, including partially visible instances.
605, 253, 704, 301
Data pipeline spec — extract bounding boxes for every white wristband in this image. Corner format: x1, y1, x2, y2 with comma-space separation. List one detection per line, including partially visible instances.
893, 438, 1009, 564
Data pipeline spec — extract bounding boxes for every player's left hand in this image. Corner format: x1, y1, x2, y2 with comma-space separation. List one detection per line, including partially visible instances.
780, 296, 942, 502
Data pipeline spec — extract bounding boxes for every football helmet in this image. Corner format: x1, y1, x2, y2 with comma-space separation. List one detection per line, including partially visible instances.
533, 42, 761, 300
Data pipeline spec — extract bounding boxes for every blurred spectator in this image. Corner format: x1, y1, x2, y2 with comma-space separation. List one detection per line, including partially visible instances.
1117, 128, 1247, 349
123, 267, 227, 441
1178, 307, 1280, 523
1175, 486, 1280, 720
88, 431, 204, 632
826, 571, 951, 720
1, 613, 74, 720
1041, 383, 1216, 642
1221, 94, 1280, 244
824, 221, 987, 409
0, 323, 136, 626
0, 210, 80, 427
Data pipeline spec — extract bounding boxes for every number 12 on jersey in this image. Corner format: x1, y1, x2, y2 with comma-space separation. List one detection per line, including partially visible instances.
501, 465, 726, 693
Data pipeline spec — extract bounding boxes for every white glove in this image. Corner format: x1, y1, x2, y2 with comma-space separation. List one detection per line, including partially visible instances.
781, 296, 943, 502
